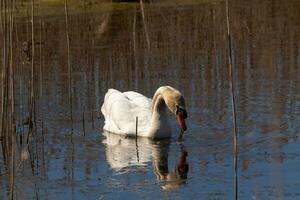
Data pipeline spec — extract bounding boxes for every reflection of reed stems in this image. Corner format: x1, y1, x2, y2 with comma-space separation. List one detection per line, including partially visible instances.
133, 8, 138, 90
0, 10, 1, 150
65, 0, 73, 134
82, 103, 86, 136
30, 0, 35, 133
28, 144, 35, 174
9, 137, 15, 200
91, 112, 95, 129
135, 116, 138, 138
140, 0, 150, 50
135, 116, 139, 162
70, 135, 74, 180
39, 18, 43, 133
225, 0, 238, 199
39, 16, 46, 171
2, 0, 12, 166
0, 0, 4, 138
1, 0, 8, 162
9, 0, 16, 199
9, 136, 15, 200
0, 0, 5, 151
9, 0, 14, 119
21, 0, 36, 179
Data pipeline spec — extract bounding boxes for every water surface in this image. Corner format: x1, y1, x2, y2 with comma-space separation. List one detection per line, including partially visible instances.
0, 0, 300, 199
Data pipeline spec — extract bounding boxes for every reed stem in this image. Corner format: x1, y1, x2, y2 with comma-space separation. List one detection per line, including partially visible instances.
65, 0, 73, 134
225, 0, 238, 199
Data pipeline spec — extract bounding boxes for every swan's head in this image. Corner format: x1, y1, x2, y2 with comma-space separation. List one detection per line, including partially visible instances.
162, 87, 188, 131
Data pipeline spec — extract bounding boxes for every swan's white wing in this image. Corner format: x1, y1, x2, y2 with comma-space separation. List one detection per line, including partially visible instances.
123, 91, 152, 109
101, 89, 152, 135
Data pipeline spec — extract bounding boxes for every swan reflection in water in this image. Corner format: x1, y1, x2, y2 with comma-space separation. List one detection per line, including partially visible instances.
102, 131, 189, 190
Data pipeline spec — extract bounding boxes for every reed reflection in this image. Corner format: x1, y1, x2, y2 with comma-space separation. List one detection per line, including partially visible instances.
103, 131, 189, 190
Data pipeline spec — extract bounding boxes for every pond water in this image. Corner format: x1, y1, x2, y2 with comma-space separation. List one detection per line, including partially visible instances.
1, 0, 300, 199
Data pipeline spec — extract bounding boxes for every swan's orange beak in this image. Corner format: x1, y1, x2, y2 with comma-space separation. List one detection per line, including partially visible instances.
176, 113, 187, 131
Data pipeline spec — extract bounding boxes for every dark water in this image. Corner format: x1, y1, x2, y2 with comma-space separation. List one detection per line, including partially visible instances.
1, 0, 300, 199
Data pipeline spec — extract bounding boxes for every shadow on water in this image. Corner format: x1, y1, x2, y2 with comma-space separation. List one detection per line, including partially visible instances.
0, 0, 300, 199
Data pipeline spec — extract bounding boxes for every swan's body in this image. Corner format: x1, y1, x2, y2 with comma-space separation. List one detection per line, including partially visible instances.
101, 86, 187, 138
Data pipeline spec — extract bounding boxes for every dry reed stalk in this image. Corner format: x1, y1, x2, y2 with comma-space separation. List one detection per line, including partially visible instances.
225, 0, 238, 199
64, 0, 74, 182
65, 0, 73, 134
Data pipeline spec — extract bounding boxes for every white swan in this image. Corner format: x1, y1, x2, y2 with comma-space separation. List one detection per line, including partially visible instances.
101, 86, 188, 138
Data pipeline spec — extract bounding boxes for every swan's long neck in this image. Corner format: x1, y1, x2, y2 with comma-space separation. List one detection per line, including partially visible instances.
148, 89, 171, 137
